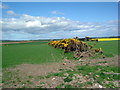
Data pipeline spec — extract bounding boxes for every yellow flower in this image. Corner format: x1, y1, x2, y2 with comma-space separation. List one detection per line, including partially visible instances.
98, 48, 102, 51
64, 44, 68, 47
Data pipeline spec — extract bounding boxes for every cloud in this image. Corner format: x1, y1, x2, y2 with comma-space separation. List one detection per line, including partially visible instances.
51, 11, 64, 15
6, 10, 18, 16
0, 4, 8, 9
1, 14, 118, 40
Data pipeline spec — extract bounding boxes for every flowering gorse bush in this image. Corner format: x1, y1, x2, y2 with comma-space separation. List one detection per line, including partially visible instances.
48, 38, 103, 58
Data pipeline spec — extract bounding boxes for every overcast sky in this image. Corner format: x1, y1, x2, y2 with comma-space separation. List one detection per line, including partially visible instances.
1, 2, 118, 40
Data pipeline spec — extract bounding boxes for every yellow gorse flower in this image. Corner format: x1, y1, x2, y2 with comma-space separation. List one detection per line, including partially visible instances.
48, 38, 103, 54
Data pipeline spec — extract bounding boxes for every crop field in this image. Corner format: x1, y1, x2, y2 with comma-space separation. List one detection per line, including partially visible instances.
97, 38, 120, 41
2, 40, 120, 88
2, 40, 120, 68
2, 41, 74, 68
87, 40, 120, 57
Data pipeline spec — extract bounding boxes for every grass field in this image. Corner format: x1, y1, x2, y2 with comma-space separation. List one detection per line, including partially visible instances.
87, 40, 119, 57
2, 40, 120, 88
2, 42, 74, 68
2, 40, 119, 68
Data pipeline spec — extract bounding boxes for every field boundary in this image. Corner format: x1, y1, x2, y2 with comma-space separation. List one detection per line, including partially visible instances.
0, 41, 48, 45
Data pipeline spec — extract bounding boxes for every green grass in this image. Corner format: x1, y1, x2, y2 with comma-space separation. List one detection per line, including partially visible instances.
105, 83, 116, 88
87, 40, 119, 57
56, 83, 64, 88
64, 85, 75, 88
76, 65, 119, 75
76, 65, 120, 87
40, 65, 120, 88
3, 65, 119, 88
64, 77, 73, 82
2, 42, 73, 68
2, 40, 119, 68
0, 46, 2, 68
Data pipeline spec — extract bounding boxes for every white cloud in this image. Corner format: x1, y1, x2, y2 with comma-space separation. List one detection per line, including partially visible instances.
0, 4, 8, 9
51, 11, 64, 15
1, 14, 118, 40
6, 10, 18, 16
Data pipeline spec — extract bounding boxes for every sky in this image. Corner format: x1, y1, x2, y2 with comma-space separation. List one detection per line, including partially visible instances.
1, 2, 118, 40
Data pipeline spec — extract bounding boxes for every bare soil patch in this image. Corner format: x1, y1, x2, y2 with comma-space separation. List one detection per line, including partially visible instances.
78, 55, 119, 66
1, 41, 35, 45
8, 55, 118, 76
2, 56, 119, 88
5, 59, 76, 76
1, 41, 48, 45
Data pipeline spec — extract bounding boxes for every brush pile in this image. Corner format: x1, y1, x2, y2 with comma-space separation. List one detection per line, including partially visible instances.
48, 38, 103, 58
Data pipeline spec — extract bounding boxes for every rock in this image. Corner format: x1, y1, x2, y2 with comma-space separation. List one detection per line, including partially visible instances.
62, 63, 66, 65
52, 78, 55, 80
99, 85, 103, 88
64, 73, 69, 76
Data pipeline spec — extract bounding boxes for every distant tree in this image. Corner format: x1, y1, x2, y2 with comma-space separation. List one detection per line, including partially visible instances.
85, 36, 90, 41
74, 36, 79, 39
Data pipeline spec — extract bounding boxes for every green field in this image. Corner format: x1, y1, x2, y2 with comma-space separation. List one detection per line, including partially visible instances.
2, 40, 119, 68
2, 40, 120, 88
87, 40, 119, 57
2, 42, 74, 68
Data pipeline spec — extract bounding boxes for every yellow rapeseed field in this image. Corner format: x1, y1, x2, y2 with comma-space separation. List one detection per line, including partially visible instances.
97, 38, 120, 41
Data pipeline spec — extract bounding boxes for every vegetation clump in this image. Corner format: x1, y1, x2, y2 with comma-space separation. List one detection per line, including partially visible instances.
48, 38, 103, 58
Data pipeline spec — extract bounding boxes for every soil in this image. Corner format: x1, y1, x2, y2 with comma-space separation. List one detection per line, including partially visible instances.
6, 55, 119, 76
4, 60, 76, 76
2, 55, 120, 88
0, 41, 48, 45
